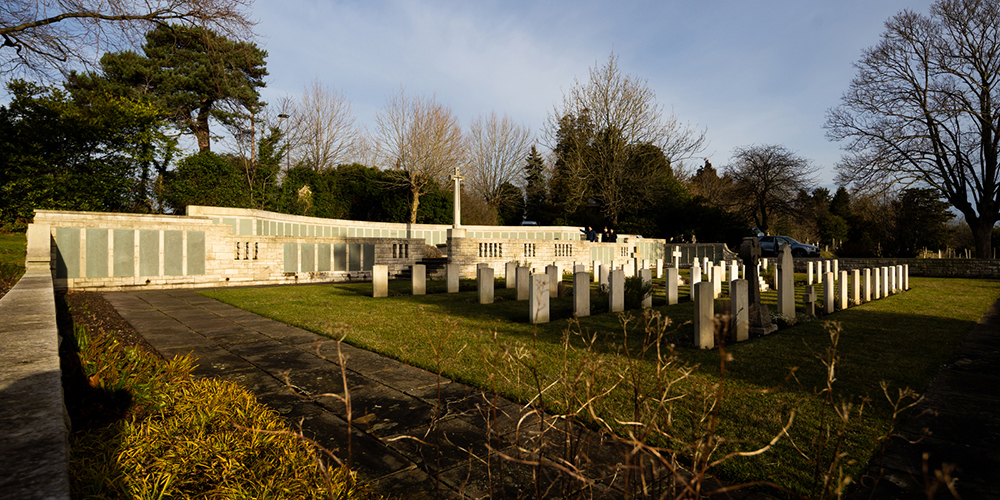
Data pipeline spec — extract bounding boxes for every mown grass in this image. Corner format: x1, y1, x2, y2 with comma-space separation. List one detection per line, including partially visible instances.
201, 273, 1000, 495
0, 232, 26, 296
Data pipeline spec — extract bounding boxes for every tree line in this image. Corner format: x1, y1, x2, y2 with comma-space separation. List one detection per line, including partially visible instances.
4, 0, 1000, 257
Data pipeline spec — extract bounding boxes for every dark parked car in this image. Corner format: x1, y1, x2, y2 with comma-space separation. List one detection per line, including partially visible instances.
758, 235, 820, 258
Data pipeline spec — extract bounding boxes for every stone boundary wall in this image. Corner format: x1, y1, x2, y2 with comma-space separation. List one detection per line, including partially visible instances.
0, 225, 71, 499
794, 257, 1000, 278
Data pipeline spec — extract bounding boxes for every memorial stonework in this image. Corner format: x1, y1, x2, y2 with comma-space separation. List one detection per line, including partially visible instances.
478, 267, 494, 304
412, 264, 426, 295
529, 273, 549, 324
693, 281, 715, 349
574, 271, 590, 317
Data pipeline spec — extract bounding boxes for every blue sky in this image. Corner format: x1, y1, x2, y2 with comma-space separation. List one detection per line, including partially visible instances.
253, 0, 936, 186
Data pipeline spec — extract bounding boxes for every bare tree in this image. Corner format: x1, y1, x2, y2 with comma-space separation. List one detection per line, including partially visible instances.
547, 53, 706, 224
466, 111, 534, 213
286, 79, 357, 171
826, 0, 1000, 258
725, 144, 818, 233
1, 0, 256, 78
373, 89, 464, 224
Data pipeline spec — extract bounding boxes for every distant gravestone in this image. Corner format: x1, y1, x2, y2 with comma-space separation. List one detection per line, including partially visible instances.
574, 263, 586, 275
739, 236, 776, 336
412, 264, 426, 295
777, 245, 795, 318
446, 263, 460, 293
824, 273, 835, 314
546, 265, 559, 298
833, 260, 839, 276
609, 269, 625, 313
863, 268, 872, 302
690, 262, 702, 301
838, 270, 848, 310
904, 264, 909, 290
693, 281, 715, 349
665, 267, 679, 305
804, 284, 817, 316
641, 268, 653, 308
505, 261, 517, 289
882, 267, 890, 297
516, 266, 530, 301
873, 268, 881, 299
656, 258, 664, 279
671, 246, 682, 269
592, 260, 600, 283
807, 261, 814, 285
599, 264, 609, 287
574, 271, 590, 317
730, 261, 739, 282
529, 273, 550, 324
478, 267, 494, 304
373, 264, 388, 298
731, 279, 749, 342
712, 265, 723, 298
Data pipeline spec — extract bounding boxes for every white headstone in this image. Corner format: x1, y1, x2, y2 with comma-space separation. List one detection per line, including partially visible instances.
373, 264, 388, 298
446, 263, 460, 293
609, 269, 625, 312
573, 271, 590, 317
478, 267, 494, 304
412, 264, 426, 295
516, 266, 530, 300
807, 261, 814, 285
656, 258, 664, 279
505, 261, 517, 289
672, 246, 682, 268
777, 246, 795, 318
690, 263, 702, 300
529, 273, 549, 323
666, 267, 679, 305
712, 265, 723, 298
693, 281, 715, 349
863, 268, 871, 302
824, 272, 835, 314
838, 270, 848, 310
873, 269, 881, 299
592, 260, 601, 283
641, 268, 653, 308
731, 279, 749, 342
851, 269, 860, 305
546, 265, 559, 298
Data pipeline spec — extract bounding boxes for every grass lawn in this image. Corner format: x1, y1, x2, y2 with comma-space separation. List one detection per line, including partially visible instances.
0, 232, 27, 297
201, 272, 1000, 495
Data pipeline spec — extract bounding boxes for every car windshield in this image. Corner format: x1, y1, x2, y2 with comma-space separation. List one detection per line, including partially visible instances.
779, 236, 800, 245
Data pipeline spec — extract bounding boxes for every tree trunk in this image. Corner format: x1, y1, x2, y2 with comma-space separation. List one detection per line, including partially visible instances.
194, 104, 212, 152
969, 216, 994, 259
409, 189, 421, 224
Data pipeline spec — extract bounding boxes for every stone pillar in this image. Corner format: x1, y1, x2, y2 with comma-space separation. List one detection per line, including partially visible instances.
609, 269, 625, 313
863, 268, 871, 302
666, 267, 679, 305
690, 263, 702, 301
807, 261, 814, 285
373, 264, 388, 298
446, 263, 460, 293
839, 270, 848, 310
574, 271, 590, 317
546, 265, 559, 298
824, 272, 835, 314
693, 281, 715, 349
478, 267, 494, 305
412, 264, 426, 295
712, 265, 723, 299
851, 269, 860, 306
656, 258, 664, 279
505, 261, 517, 289
516, 266, 530, 301
777, 246, 795, 318
731, 279, 749, 342
804, 284, 817, 316
641, 268, 653, 308
529, 273, 549, 324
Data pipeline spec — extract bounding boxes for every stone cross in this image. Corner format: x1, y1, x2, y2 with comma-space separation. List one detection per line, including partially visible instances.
672, 246, 682, 268
449, 165, 463, 228
804, 284, 817, 316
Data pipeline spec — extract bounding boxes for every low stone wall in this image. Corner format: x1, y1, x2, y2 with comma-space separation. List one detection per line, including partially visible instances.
0, 225, 70, 499
794, 257, 1000, 278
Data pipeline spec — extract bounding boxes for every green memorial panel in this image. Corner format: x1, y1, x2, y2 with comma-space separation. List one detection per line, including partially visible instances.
283, 243, 298, 273
318, 243, 331, 271
301, 243, 315, 272
113, 229, 134, 277
362, 244, 374, 272
55, 228, 80, 279
86, 228, 108, 278
139, 230, 159, 276
163, 230, 183, 276
348, 244, 361, 271
333, 243, 347, 271
222, 218, 238, 235
187, 231, 205, 275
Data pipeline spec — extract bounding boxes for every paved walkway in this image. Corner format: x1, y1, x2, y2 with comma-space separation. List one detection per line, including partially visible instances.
103, 289, 625, 499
